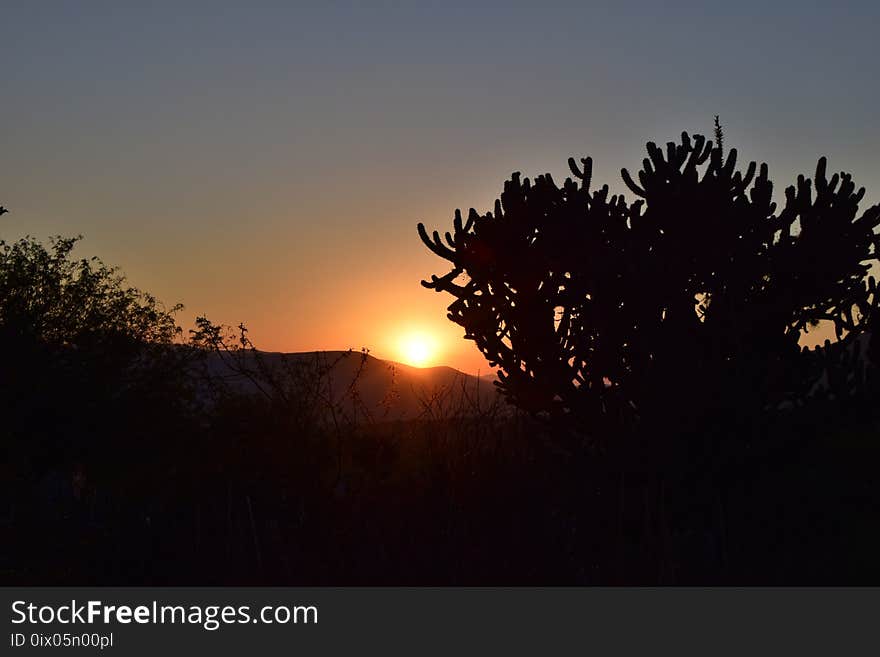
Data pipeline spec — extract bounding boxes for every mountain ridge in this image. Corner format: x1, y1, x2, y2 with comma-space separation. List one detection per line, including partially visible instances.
193, 348, 502, 421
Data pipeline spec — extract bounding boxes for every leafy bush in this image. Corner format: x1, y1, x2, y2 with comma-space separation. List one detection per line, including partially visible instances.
0, 235, 188, 475
0, 235, 181, 346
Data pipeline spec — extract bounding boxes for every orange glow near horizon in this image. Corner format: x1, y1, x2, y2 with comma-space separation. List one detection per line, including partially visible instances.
394, 329, 441, 368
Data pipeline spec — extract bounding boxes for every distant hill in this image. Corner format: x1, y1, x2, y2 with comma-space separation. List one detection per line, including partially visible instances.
192, 349, 503, 422
189, 331, 874, 421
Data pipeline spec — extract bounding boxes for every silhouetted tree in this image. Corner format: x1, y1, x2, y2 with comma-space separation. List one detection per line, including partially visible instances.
0, 235, 181, 345
0, 233, 188, 475
419, 131, 880, 459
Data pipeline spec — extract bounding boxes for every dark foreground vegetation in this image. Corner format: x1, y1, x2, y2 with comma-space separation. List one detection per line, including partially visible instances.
2, 127, 880, 584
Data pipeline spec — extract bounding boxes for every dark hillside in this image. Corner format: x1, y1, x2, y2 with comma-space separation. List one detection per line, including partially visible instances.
193, 349, 502, 421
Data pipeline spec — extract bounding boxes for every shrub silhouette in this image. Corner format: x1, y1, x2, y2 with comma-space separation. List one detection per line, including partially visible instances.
419, 131, 880, 454
0, 234, 190, 475
0, 235, 181, 343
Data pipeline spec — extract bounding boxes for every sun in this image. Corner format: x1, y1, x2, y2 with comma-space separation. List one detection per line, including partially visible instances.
399, 333, 436, 367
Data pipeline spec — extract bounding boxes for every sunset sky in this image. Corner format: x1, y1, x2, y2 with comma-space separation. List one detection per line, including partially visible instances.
3, 1, 879, 373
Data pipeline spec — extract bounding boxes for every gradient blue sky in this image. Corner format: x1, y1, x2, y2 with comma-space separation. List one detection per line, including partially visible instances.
3, 1, 878, 371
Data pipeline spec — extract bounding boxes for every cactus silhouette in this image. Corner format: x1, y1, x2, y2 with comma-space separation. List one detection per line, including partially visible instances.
419, 131, 880, 451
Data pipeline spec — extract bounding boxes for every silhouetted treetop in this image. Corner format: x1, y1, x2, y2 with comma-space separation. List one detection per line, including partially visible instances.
0, 232, 192, 474
419, 131, 880, 438
0, 235, 181, 348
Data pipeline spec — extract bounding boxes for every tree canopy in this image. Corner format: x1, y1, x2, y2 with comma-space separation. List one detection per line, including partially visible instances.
0, 235, 180, 348
0, 233, 188, 473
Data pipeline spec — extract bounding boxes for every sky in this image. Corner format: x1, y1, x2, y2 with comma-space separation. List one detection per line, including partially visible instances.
3, 1, 879, 373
